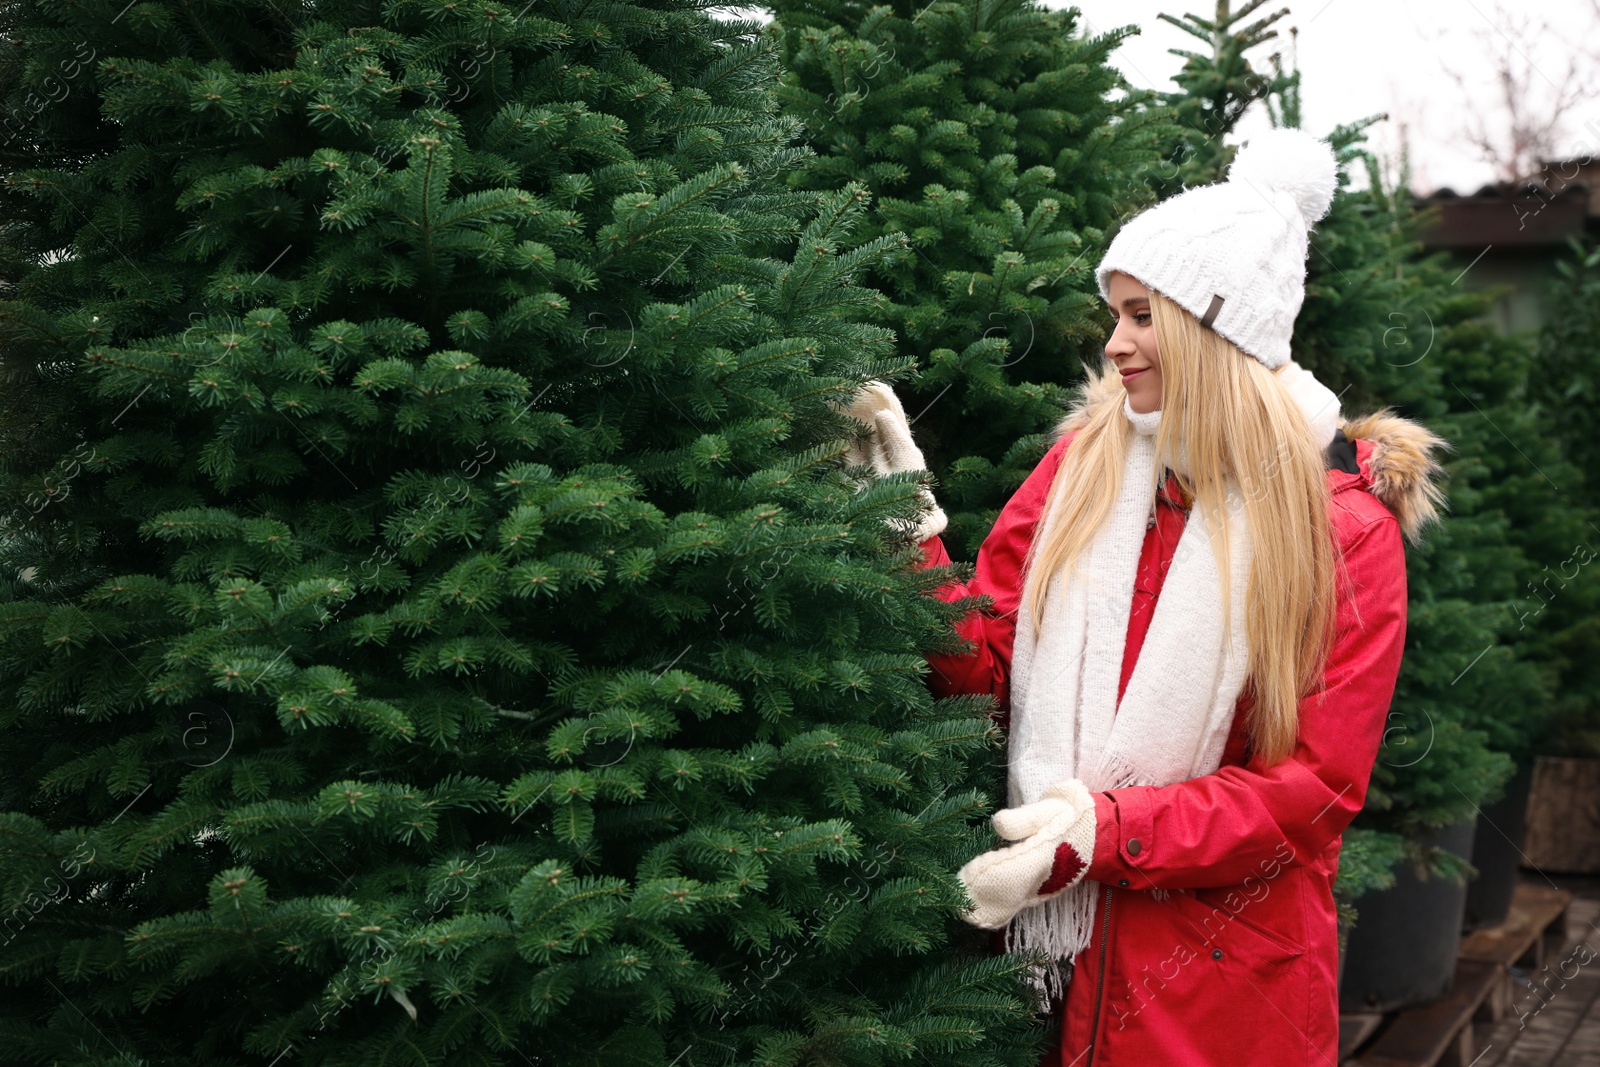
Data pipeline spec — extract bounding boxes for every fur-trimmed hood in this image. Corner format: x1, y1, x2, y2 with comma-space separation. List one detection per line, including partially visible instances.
1051, 368, 1449, 544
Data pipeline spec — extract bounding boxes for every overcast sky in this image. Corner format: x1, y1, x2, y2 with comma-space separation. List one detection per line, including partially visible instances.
1057, 0, 1600, 194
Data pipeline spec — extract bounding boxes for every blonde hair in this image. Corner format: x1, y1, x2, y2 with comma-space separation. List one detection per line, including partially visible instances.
1020, 288, 1338, 766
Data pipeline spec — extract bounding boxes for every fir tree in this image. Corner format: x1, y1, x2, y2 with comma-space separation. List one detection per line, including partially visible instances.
0, 2, 1042, 1064
1088, 1, 1583, 929
1528, 233, 1600, 757
1279, 88, 1592, 894
1143, 0, 1299, 197
765, 0, 1179, 558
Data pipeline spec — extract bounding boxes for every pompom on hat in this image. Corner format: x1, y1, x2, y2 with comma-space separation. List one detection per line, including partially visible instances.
1095, 127, 1338, 370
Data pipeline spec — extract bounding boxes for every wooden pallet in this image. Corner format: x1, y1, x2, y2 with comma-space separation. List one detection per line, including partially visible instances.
1339, 884, 1573, 1066
1340, 1013, 1383, 1061
1459, 883, 1572, 1021
1348, 958, 1500, 1067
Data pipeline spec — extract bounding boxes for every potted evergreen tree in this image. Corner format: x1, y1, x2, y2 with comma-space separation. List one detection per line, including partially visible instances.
1517, 233, 1600, 877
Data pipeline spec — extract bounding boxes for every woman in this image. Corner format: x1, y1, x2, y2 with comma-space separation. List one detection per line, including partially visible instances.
837, 128, 1448, 1065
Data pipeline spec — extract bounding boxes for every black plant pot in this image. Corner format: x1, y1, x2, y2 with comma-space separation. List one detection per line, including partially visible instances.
1462, 762, 1534, 931
1337, 818, 1476, 1013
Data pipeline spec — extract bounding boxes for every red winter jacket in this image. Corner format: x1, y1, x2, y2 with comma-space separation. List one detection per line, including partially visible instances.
914, 390, 1444, 1067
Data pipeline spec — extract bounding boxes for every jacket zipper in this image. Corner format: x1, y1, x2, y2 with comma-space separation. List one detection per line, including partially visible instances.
1085, 883, 1113, 1067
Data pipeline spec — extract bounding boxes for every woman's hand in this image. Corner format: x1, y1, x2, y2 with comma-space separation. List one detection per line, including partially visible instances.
831, 380, 948, 543
956, 778, 1097, 929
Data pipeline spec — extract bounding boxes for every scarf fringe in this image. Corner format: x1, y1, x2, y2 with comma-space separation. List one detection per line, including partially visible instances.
1007, 880, 1099, 1002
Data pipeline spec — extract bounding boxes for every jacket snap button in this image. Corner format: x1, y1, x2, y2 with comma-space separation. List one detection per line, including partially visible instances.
1126, 838, 1142, 856
1212, 949, 1223, 960
1119, 879, 1130, 887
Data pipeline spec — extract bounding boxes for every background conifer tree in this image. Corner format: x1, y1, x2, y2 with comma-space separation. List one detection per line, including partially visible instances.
765, 0, 1180, 557
0, 2, 1044, 1064
1528, 233, 1600, 758
1149, 2, 1594, 931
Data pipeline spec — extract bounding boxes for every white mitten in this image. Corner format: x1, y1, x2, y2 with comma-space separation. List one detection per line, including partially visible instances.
830, 380, 949, 542
956, 778, 1097, 930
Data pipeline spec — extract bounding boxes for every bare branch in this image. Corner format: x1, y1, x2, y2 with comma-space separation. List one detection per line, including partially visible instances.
1435, 0, 1599, 185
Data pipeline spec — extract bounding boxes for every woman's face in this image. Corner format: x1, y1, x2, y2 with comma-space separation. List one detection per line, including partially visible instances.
1105, 271, 1162, 414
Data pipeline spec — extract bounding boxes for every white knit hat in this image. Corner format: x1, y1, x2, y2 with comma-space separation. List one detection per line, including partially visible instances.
1095, 127, 1338, 370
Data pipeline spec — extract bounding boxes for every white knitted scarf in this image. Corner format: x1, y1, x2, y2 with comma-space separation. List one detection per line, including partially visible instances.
1003, 362, 1341, 999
